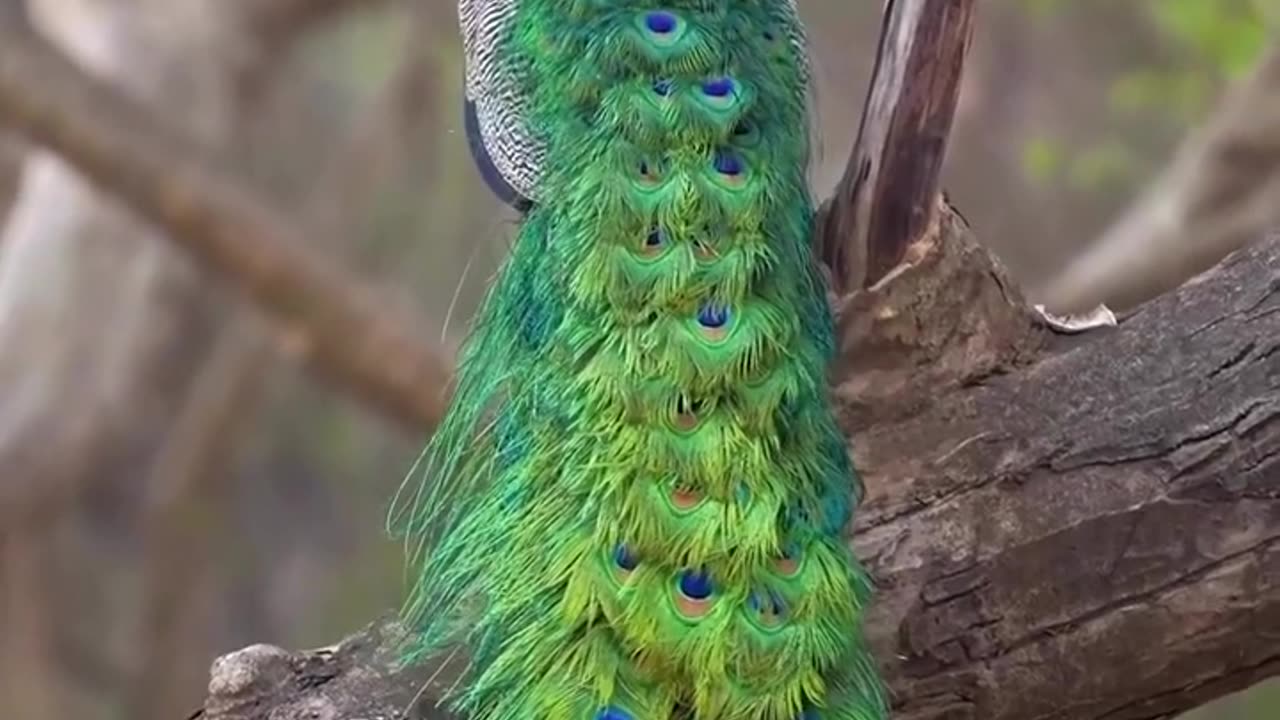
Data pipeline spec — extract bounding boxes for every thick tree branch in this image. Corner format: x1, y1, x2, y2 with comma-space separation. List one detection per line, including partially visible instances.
194, 234, 1280, 720
816, 0, 976, 292
0, 22, 451, 430
1043, 43, 1280, 313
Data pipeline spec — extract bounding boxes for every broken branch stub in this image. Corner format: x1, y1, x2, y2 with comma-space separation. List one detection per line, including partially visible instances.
816, 0, 977, 293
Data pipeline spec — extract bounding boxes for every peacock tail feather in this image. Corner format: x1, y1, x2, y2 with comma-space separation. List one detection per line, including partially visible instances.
389, 2, 888, 718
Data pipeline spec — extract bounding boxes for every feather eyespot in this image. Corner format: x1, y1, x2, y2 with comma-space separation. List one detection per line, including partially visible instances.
674, 567, 715, 618
713, 151, 747, 188
774, 544, 801, 576
670, 485, 702, 511
702, 77, 735, 98
613, 543, 638, 571
637, 158, 666, 187
673, 395, 701, 431
698, 76, 739, 111
639, 10, 686, 49
714, 151, 743, 177
697, 302, 730, 328
732, 120, 761, 148
595, 706, 633, 720
679, 568, 713, 599
645, 11, 677, 34
696, 301, 731, 341
642, 227, 667, 257
748, 589, 787, 628
612, 543, 639, 583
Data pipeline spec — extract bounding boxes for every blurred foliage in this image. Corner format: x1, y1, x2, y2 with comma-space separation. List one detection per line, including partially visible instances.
1019, 0, 1270, 192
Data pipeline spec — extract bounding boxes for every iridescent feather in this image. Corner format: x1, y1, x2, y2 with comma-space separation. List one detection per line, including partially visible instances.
390, 2, 888, 718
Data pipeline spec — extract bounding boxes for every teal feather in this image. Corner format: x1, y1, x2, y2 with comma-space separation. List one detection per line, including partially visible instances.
390, 2, 888, 718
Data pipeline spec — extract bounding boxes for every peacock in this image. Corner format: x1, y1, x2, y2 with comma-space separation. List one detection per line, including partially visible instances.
389, 1, 887, 718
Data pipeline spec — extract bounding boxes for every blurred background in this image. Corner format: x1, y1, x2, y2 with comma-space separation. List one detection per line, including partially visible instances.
0, 0, 1276, 719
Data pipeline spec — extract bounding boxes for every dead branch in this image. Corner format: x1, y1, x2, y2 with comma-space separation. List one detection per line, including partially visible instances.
1043, 43, 1280, 313
0, 22, 452, 430
816, 0, 976, 292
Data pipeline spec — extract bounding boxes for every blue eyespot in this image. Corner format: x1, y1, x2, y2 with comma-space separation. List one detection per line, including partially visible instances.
702, 77, 735, 98
748, 590, 787, 617
613, 544, 638, 571
697, 302, 730, 329
714, 151, 743, 176
645, 11, 677, 34
678, 568, 713, 600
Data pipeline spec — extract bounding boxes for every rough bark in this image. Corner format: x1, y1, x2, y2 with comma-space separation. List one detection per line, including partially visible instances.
192, 231, 1280, 720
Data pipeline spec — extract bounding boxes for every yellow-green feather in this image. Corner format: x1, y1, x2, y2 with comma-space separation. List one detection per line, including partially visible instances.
391, 2, 887, 718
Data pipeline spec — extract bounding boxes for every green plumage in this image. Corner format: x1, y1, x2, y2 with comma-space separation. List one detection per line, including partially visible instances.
390, 2, 887, 718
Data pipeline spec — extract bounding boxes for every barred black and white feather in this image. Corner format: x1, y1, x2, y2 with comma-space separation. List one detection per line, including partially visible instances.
458, 0, 812, 208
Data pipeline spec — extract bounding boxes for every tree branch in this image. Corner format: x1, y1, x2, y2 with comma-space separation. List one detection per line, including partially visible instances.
193, 234, 1280, 720
1042, 43, 1280, 313
0, 22, 451, 430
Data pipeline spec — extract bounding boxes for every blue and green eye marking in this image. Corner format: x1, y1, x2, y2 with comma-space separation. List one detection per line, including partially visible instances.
747, 588, 788, 630
696, 300, 732, 341
635, 9, 690, 55
700, 76, 738, 110
674, 567, 715, 619
642, 226, 668, 257
712, 149, 748, 188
